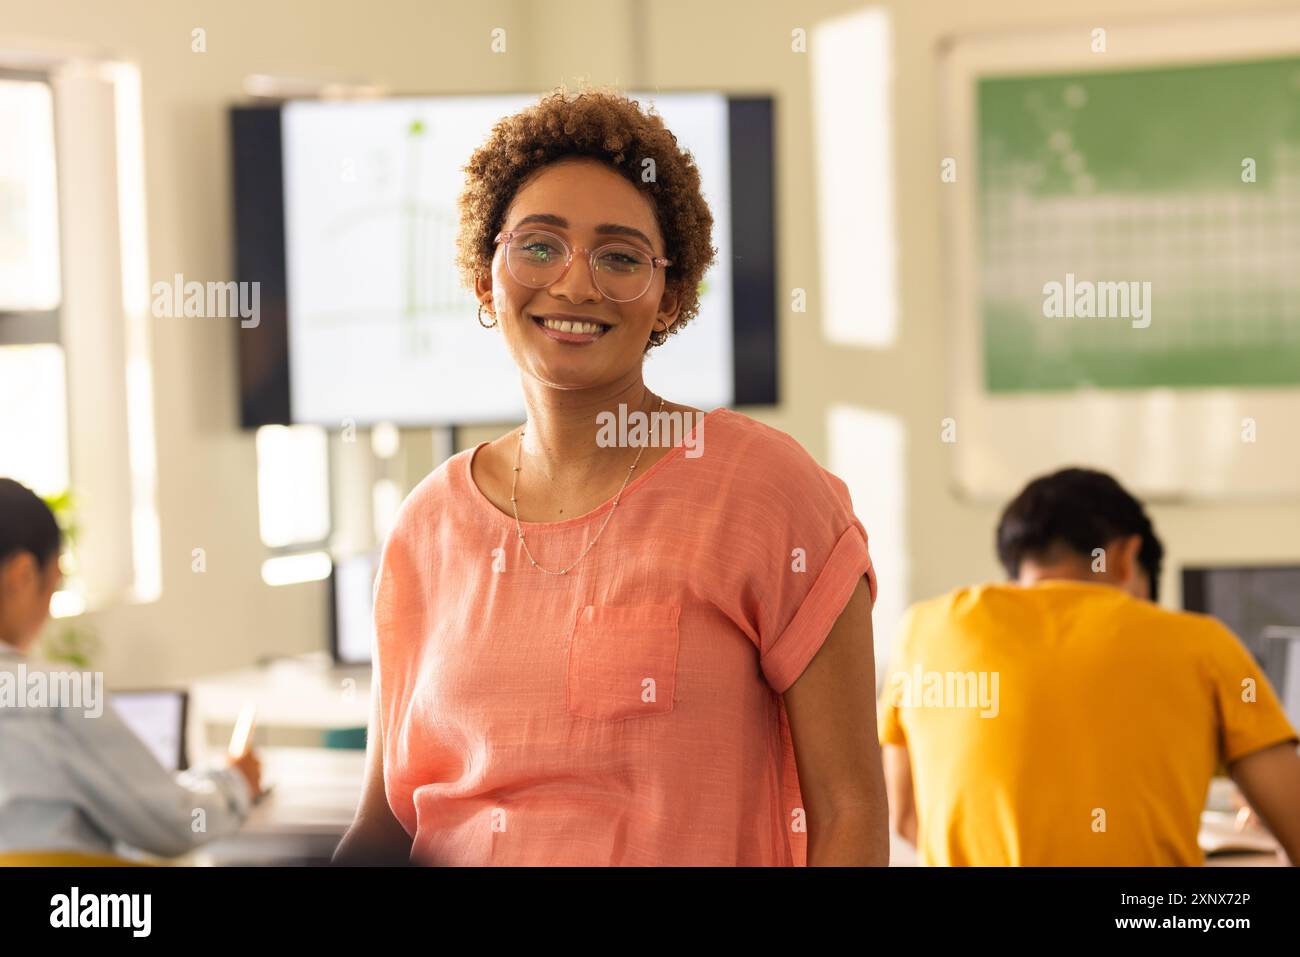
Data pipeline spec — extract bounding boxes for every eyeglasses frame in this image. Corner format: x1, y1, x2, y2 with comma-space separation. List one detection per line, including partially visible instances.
493, 228, 672, 302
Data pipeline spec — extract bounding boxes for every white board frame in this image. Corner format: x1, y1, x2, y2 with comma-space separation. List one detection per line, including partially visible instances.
940, 10, 1300, 503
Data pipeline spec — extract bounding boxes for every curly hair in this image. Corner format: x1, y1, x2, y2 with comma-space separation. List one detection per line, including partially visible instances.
455, 84, 716, 352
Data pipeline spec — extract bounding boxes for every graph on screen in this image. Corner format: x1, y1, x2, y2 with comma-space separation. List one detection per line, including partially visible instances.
280, 93, 735, 425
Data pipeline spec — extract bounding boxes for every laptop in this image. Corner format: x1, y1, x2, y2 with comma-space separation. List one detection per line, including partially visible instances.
110, 689, 189, 772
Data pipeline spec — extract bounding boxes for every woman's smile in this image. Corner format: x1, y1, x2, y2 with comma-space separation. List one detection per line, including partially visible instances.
530, 311, 614, 345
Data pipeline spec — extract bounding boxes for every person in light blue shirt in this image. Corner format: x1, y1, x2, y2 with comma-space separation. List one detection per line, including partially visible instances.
0, 477, 261, 860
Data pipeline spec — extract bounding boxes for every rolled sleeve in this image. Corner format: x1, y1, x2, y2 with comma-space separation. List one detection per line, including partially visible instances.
761, 520, 876, 694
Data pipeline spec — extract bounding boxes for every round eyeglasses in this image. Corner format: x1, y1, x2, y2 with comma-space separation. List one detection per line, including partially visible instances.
493, 228, 672, 303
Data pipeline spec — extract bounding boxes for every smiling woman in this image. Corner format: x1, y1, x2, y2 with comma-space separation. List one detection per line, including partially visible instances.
454, 85, 715, 354
332, 85, 889, 867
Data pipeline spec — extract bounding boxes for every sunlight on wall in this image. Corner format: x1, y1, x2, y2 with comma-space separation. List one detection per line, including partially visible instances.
812, 8, 897, 348
828, 403, 908, 679
256, 425, 331, 548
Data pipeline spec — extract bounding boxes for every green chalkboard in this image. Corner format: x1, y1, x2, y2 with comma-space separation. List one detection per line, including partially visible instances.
978, 55, 1300, 392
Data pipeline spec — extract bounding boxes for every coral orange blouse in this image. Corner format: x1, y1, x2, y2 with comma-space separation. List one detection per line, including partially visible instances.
373, 408, 877, 865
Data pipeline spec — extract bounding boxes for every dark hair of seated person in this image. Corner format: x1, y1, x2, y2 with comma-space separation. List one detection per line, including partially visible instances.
996, 467, 1165, 602
0, 478, 62, 569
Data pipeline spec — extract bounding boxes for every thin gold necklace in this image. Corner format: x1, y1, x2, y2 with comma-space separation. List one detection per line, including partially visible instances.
512, 392, 666, 576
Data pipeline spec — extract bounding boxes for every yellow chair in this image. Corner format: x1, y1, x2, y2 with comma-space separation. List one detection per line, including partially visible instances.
0, 851, 155, 867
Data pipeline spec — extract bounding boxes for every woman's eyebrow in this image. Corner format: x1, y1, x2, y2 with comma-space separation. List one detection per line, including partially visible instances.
513, 212, 655, 249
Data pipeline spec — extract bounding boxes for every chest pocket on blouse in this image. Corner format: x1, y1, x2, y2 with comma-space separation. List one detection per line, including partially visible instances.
566, 604, 680, 721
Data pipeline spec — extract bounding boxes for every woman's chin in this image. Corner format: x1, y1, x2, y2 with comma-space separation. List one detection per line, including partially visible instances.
518, 349, 625, 392
528, 364, 609, 392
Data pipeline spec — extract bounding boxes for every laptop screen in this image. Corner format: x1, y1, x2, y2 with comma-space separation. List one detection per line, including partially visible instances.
110, 689, 188, 772
1183, 566, 1300, 731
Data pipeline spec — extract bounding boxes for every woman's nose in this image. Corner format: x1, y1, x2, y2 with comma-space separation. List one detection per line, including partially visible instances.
549, 252, 603, 300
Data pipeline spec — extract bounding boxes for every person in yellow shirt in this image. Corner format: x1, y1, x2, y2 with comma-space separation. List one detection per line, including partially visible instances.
880, 467, 1300, 865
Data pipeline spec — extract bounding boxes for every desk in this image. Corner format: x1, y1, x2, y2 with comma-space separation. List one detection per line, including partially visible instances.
1201, 777, 1287, 866
175, 747, 365, 866
187, 653, 370, 761
174, 656, 370, 865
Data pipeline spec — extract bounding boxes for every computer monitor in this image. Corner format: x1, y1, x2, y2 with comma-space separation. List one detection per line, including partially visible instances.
1183, 565, 1300, 730
110, 689, 189, 772
232, 91, 778, 428
330, 552, 379, 666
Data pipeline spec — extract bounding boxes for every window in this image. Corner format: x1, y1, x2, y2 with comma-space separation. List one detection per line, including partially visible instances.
0, 76, 65, 492
0, 345, 68, 493
256, 424, 332, 585
0, 57, 160, 611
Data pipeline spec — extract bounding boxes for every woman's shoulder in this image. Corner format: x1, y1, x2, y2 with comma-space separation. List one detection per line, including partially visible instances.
678, 409, 849, 514
387, 445, 479, 537
702, 409, 833, 476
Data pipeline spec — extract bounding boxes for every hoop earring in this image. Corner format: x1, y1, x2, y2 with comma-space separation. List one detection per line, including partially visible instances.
477, 303, 497, 329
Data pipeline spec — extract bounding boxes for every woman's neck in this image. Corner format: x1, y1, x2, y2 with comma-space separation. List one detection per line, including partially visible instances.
516, 377, 654, 484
